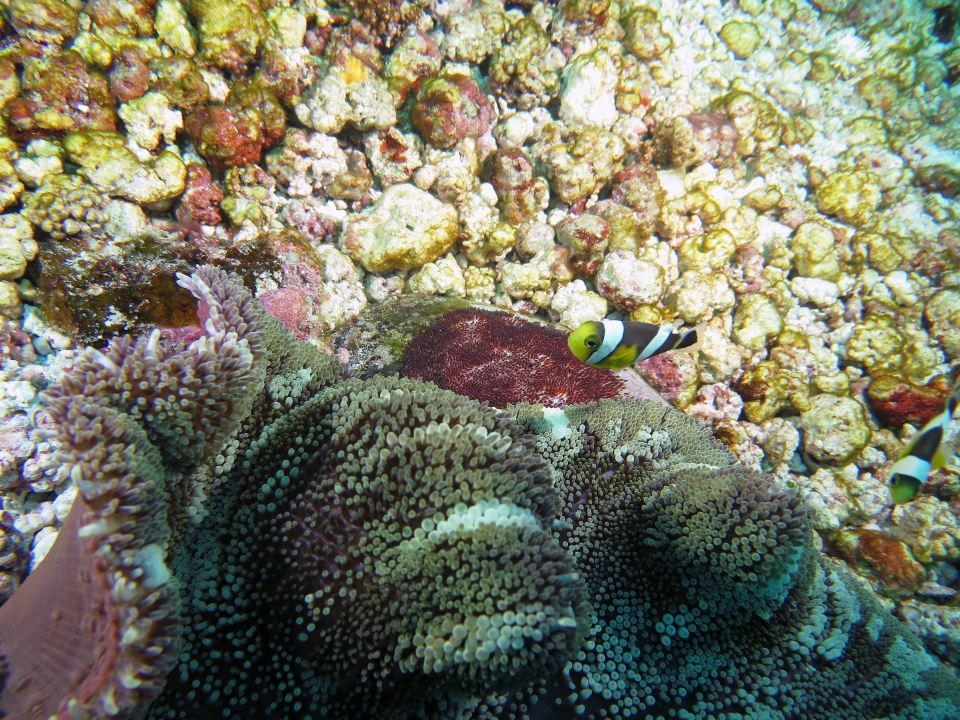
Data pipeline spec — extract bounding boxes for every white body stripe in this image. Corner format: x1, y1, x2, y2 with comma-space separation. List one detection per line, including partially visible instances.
889, 455, 932, 483
635, 325, 673, 362
587, 320, 624, 364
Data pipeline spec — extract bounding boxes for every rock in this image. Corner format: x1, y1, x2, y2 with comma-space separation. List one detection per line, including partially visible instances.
118, 92, 183, 152
556, 213, 611, 278
666, 271, 736, 323
295, 39, 396, 134
559, 47, 619, 131
925, 288, 960, 359
155, 0, 197, 56
191, 0, 270, 73
312, 245, 368, 332
9, 0, 79, 44
490, 149, 549, 227
890, 496, 960, 563
440, 0, 508, 63
13, 501, 54, 540
5, 50, 116, 136
816, 170, 882, 227
900, 599, 960, 665
759, 417, 800, 467
677, 229, 737, 273
61, 131, 186, 205
867, 374, 951, 428
488, 16, 566, 110
0, 214, 37, 281
686, 383, 744, 427
834, 530, 925, 599
515, 221, 556, 261
791, 220, 842, 280
531, 123, 626, 205
29, 527, 57, 572
594, 251, 664, 311
732, 294, 782, 351
801, 394, 872, 466
720, 21, 762, 59
549, 279, 607, 331
339, 184, 459, 273
635, 351, 700, 407
810, 0, 853, 11
622, 7, 672, 60
364, 128, 423, 188
794, 468, 850, 532
610, 172, 660, 246
14, 138, 64, 189
407, 254, 466, 297
699, 321, 745, 383
411, 72, 493, 149
790, 276, 841, 308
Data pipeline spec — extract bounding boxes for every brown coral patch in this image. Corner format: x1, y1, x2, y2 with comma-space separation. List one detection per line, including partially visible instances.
184, 105, 265, 170
867, 374, 950, 428
33, 234, 202, 347
176, 163, 225, 227
4, 50, 117, 141
401, 307, 624, 408
834, 529, 925, 598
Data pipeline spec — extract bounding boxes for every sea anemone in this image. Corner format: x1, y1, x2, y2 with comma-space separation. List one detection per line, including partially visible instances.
401, 307, 624, 408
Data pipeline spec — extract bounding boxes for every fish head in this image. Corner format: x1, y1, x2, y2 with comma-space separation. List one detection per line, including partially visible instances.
568, 321, 605, 363
889, 473, 922, 504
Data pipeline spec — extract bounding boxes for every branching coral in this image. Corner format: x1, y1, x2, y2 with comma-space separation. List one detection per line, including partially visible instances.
473, 399, 960, 720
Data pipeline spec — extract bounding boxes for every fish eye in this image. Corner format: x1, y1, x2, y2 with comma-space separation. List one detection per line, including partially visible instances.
586, 339, 598, 349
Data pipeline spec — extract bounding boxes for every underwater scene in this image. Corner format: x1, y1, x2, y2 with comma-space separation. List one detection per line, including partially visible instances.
1, 0, 960, 718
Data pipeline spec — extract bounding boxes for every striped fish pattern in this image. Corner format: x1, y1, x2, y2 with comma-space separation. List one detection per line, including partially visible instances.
567, 320, 707, 370
888, 376, 960, 504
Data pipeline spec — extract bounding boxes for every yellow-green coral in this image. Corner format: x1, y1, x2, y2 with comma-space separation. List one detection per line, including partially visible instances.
816, 170, 882, 227
62, 131, 186, 205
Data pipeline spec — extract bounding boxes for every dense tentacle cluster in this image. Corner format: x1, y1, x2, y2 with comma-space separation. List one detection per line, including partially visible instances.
0, 266, 272, 719
4, 268, 960, 720
472, 400, 960, 720
149, 376, 588, 720
401, 307, 624, 408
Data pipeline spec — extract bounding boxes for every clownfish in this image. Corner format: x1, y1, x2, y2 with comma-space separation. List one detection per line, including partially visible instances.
888, 377, 960, 504
567, 319, 707, 370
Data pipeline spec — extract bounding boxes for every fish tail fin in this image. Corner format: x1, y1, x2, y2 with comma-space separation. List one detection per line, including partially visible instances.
675, 321, 708, 354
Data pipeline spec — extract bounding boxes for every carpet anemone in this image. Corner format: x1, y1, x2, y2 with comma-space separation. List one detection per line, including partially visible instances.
0, 270, 958, 720
469, 401, 960, 720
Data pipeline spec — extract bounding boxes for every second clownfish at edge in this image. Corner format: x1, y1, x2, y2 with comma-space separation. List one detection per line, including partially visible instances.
888, 375, 960, 504
567, 319, 707, 370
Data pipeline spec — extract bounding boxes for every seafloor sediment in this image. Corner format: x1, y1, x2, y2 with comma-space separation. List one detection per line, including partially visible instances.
0, 0, 957, 716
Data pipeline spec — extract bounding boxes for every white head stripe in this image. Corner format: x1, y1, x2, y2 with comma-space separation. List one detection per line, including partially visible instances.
587, 320, 624, 364
889, 455, 932, 483
635, 325, 674, 362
